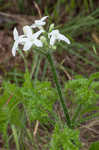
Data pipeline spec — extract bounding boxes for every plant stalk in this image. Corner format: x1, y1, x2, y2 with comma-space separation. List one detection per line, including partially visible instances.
46, 52, 72, 128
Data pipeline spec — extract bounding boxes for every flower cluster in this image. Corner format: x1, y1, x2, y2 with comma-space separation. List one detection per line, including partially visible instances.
12, 16, 70, 56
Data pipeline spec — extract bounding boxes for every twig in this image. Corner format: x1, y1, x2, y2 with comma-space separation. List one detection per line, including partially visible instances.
33, 1, 42, 18
79, 120, 99, 134
33, 120, 39, 136
6, 95, 13, 105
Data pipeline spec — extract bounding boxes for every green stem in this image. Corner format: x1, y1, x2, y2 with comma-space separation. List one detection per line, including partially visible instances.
18, 50, 28, 72
30, 53, 39, 79
46, 52, 72, 128
41, 59, 48, 81
34, 55, 43, 83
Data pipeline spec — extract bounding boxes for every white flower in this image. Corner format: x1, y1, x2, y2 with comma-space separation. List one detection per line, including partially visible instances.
48, 30, 70, 46
12, 28, 26, 56
31, 16, 48, 29
22, 25, 43, 51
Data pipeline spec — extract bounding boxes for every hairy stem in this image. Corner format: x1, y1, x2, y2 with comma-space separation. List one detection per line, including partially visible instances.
46, 52, 72, 128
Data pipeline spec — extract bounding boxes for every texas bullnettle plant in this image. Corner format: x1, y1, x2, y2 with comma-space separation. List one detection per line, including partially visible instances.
3, 16, 97, 149
12, 16, 72, 128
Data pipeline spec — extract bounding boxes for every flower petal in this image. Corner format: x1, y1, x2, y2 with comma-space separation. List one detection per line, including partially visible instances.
12, 41, 19, 56
18, 37, 27, 45
31, 22, 45, 28
13, 28, 19, 41
35, 20, 45, 25
49, 30, 59, 36
48, 29, 70, 46
23, 25, 33, 37
33, 39, 43, 47
32, 30, 44, 39
30, 24, 36, 28
41, 16, 48, 21
58, 34, 70, 44
50, 35, 56, 46
31, 16, 48, 29
23, 40, 33, 51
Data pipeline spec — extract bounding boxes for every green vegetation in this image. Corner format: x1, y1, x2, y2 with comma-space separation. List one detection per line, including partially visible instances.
50, 124, 81, 150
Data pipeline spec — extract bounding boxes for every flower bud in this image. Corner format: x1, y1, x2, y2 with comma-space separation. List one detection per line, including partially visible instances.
49, 23, 54, 32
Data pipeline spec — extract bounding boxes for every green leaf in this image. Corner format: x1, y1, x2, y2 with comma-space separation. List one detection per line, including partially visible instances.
50, 123, 81, 150
12, 125, 20, 150
89, 141, 99, 150
89, 72, 99, 85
